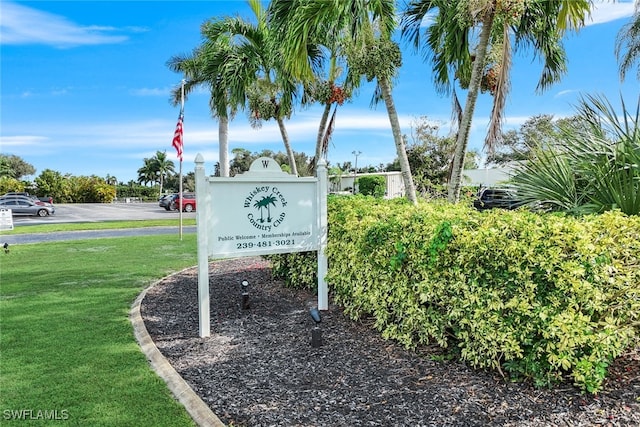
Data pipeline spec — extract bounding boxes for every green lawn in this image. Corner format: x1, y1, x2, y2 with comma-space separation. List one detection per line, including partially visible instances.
1, 219, 196, 235
0, 223, 199, 426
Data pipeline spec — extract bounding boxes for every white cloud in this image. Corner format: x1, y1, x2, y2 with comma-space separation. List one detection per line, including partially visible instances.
413, 2, 636, 29
0, 135, 49, 147
0, 2, 132, 48
587, 1, 636, 25
554, 89, 579, 98
130, 87, 172, 97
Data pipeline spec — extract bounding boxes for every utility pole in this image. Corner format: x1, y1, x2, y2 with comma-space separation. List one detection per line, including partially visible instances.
352, 150, 362, 194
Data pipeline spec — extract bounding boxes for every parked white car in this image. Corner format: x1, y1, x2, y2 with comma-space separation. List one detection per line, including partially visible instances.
0, 198, 55, 217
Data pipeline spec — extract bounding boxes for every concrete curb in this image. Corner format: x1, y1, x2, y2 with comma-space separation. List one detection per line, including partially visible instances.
130, 273, 225, 427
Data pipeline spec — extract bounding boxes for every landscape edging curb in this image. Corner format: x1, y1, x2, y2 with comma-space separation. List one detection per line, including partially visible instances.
130, 272, 225, 427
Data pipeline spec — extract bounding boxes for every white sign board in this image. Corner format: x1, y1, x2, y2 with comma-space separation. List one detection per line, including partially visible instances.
194, 155, 328, 338
208, 180, 318, 257
0, 209, 14, 231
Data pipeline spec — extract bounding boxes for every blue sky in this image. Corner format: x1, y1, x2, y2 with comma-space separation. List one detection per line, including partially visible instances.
1, 0, 638, 183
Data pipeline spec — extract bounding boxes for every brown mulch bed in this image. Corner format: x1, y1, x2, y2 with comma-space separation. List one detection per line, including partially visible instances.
141, 257, 640, 427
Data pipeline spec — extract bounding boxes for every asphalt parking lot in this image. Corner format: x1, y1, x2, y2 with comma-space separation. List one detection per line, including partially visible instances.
0, 202, 196, 244
8, 201, 196, 226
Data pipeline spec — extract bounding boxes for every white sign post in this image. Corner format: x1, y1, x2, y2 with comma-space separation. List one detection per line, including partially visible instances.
0, 209, 14, 231
194, 155, 328, 338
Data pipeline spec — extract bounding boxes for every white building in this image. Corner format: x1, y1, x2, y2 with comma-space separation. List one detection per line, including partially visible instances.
462, 164, 517, 187
330, 171, 405, 199
329, 165, 517, 199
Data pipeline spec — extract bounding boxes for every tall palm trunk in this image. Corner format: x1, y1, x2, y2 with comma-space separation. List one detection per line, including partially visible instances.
219, 115, 230, 177
379, 75, 418, 205
277, 116, 298, 176
314, 102, 333, 170
448, 9, 496, 203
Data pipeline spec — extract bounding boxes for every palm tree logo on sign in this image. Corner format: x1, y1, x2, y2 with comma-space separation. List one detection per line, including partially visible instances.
244, 185, 288, 232
253, 194, 277, 223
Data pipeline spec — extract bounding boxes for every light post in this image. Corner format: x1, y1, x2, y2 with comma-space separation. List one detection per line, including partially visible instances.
310, 307, 322, 347
352, 150, 361, 194
241, 280, 250, 309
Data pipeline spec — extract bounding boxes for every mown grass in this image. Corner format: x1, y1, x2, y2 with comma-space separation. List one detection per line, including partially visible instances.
2, 219, 197, 235
0, 230, 199, 426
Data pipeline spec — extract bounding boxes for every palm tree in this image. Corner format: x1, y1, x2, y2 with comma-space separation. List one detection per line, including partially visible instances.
105, 174, 118, 198
137, 158, 157, 187
170, 0, 305, 177
203, 0, 300, 175
268, 0, 418, 205
150, 150, 175, 197
616, 0, 640, 81
401, 0, 591, 202
268, 0, 359, 172
168, 30, 241, 177
105, 174, 118, 186
263, 194, 278, 222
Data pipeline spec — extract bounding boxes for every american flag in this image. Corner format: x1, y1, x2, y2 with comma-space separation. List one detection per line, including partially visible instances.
172, 109, 184, 162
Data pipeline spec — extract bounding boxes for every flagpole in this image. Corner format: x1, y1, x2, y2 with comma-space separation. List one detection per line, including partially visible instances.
179, 79, 185, 240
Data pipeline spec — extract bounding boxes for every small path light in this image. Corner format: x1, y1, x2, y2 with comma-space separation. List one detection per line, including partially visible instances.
310, 307, 322, 347
241, 280, 250, 310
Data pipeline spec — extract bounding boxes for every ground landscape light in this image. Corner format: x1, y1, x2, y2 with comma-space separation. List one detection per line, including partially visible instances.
241, 280, 250, 310
310, 307, 323, 347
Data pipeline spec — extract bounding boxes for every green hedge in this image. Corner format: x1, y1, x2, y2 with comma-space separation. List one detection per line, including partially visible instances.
272, 195, 640, 393
357, 175, 386, 197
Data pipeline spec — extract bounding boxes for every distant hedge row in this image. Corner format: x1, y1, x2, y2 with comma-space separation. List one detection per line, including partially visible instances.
270, 195, 640, 393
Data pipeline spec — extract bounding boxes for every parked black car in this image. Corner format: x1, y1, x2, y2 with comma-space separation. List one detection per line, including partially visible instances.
473, 188, 527, 211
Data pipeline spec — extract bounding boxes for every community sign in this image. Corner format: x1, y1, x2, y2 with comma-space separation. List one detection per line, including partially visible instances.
194, 155, 328, 337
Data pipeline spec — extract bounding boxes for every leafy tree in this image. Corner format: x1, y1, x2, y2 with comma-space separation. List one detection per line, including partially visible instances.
34, 169, 69, 202
616, 1, 640, 81
105, 174, 118, 186
387, 117, 477, 196
67, 175, 115, 203
105, 174, 118, 198
0, 157, 12, 178
487, 114, 560, 165
0, 176, 24, 194
0, 154, 36, 179
357, 175, 386, 197
229, 147, 312, 177
165, 171, 195, 193
230, 148, 254, 176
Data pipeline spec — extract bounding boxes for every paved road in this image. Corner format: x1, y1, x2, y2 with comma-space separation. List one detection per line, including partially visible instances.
0, 202, 196, 244
11, 202, 196, 225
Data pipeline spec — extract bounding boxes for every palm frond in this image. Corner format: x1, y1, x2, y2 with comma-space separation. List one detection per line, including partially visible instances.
512, 93, 640, 215
485, 23, 512, 152
617, 11, 640, 80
